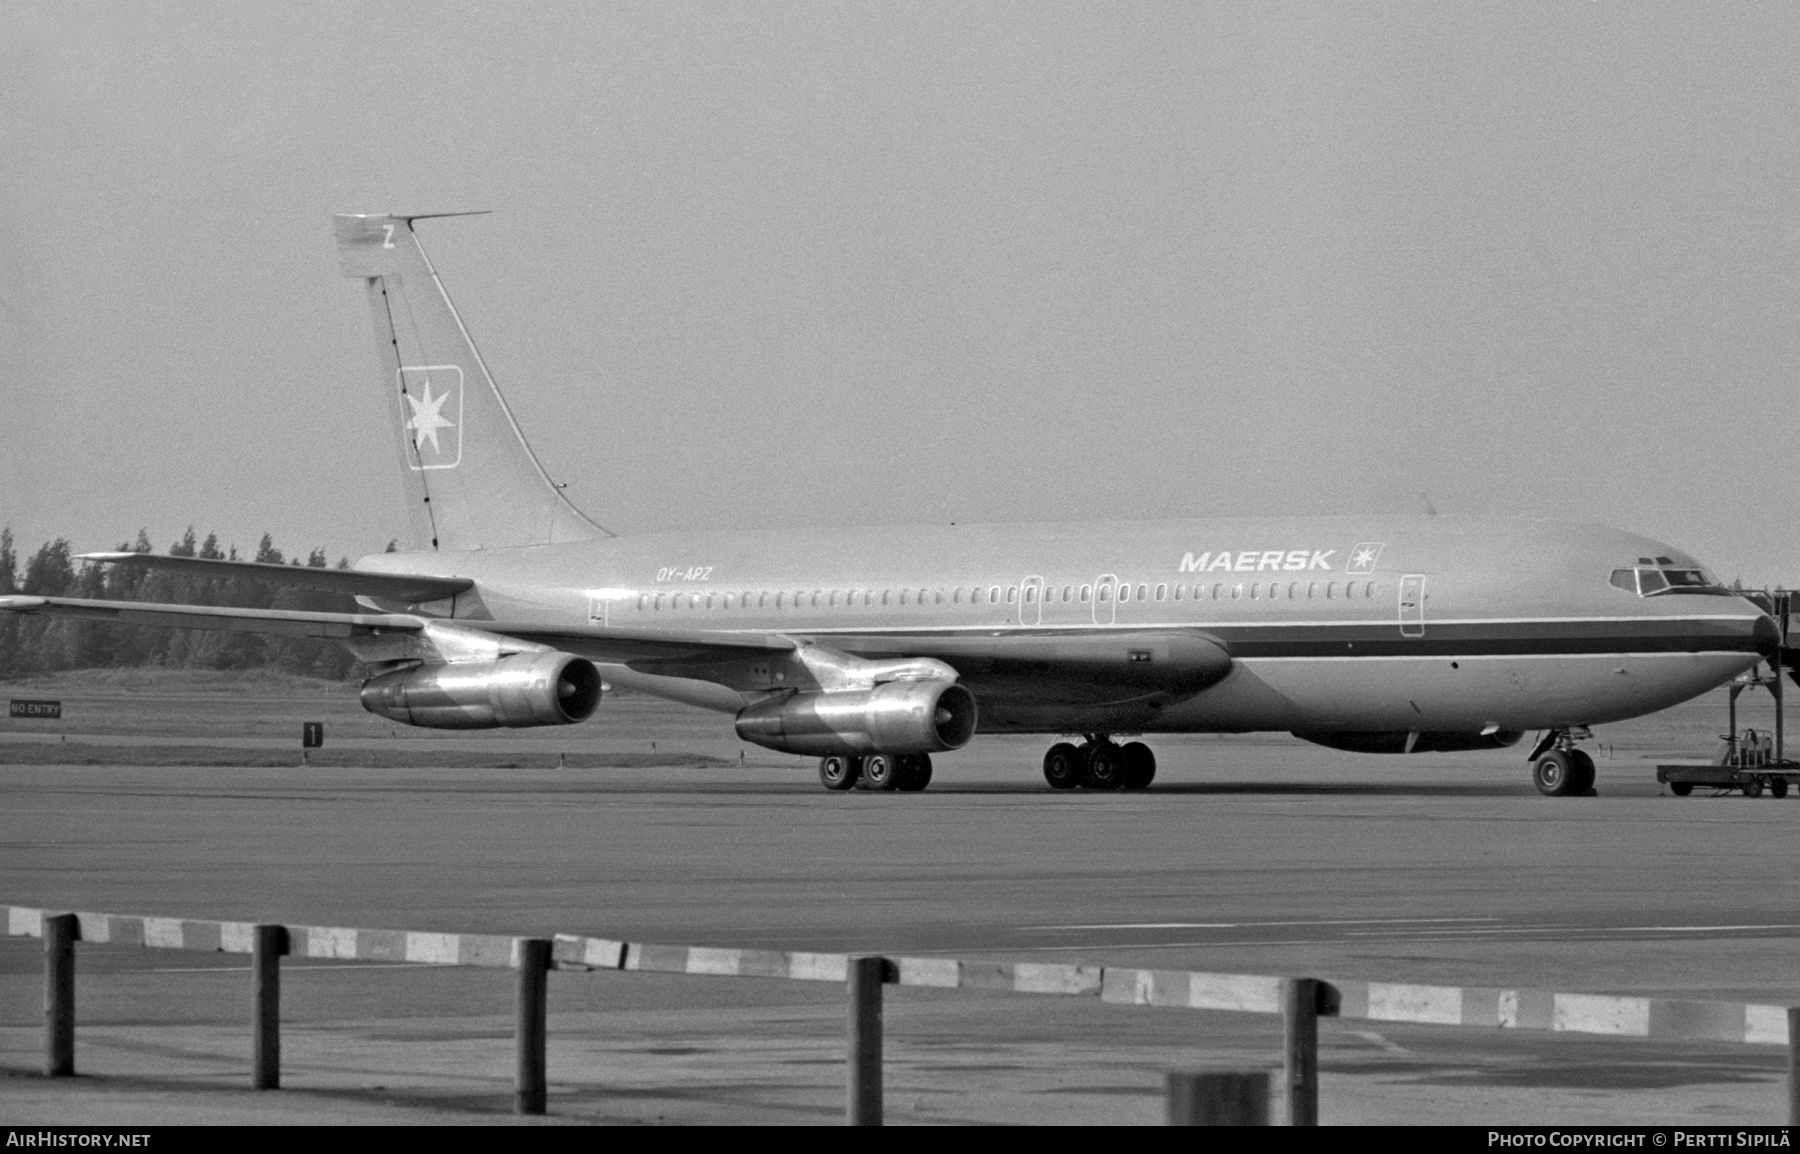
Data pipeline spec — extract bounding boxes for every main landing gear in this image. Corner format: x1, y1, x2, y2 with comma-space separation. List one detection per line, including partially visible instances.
817, 753, 933, 793
1527, 729, 1597, 798
1043, 736, 1156, 791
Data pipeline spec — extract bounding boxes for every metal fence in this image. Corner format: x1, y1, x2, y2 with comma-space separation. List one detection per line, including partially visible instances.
9, 903, 1798, 1125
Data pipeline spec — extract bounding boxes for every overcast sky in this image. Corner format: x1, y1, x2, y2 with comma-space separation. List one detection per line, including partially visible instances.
3, 2, 1796, 582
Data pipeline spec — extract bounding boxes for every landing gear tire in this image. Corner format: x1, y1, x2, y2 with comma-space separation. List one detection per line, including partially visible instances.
894, 753, 933, 792
1568, 750, 1597, 796
818, 755, 860, 791
1669, 781, 1694, 797
1771, 778, 1789, 800
1043, 743, 1084, 790
861, 753, 899, 792
1532, 750, 1579, 797
1120, 742, 1156, 790
1742, 776, 1765, 799
1084, 743, 1124, 790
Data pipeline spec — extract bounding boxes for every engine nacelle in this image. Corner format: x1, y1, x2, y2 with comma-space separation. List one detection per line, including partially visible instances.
1292, 729, 1525, 755
734, 680, 978, 756
361, 652, 603, 730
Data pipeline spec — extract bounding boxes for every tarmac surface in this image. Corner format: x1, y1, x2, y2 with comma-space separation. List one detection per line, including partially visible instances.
1, 679, 1795, 1124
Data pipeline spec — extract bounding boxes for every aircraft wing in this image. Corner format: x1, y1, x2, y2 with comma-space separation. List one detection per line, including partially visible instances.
77, 552, 474, 604
0, 595, 425, 639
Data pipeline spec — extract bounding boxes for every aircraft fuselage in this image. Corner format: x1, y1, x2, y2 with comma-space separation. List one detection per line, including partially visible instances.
354, 514, 1772, 739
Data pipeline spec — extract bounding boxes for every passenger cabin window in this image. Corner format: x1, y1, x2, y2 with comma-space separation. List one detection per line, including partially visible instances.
1080, 585, 1092, 602
1155, 583, 1166, 601
1006, 587, 1017, 604
1172, 584, 1182, 601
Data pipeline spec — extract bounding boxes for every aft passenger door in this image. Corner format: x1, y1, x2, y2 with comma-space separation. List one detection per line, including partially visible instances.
1398, 574, 1426, 638
1018, 576, 1044, 627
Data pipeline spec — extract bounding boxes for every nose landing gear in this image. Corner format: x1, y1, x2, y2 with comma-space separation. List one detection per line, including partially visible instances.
1043, 736, 1156, 791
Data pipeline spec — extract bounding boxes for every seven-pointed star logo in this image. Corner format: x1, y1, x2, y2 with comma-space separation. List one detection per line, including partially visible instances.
1345, 541, 1385, 574
405, 380, 456, 456
1352, 545, 1378, 569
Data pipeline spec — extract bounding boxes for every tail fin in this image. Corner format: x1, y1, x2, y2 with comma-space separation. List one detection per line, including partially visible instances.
334, 213, 609, 552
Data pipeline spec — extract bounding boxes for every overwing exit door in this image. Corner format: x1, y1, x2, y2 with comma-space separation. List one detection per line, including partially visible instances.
1093, 574, 1118, 625
1018, 576, 1044, 626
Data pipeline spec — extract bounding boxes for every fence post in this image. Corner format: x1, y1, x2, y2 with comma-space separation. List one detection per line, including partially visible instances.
847, 955, 885, 1126
251, 924, 285, 1090
44, 913, 77, 1077
1167, 1070, 1270, 1125
516, 938, 552, 1115
1283, 977, 1320, 1125
1788, 1007, 1800, 1125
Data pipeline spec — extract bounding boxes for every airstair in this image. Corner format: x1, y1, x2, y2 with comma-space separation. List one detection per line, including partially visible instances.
1657, 589, 1800, 798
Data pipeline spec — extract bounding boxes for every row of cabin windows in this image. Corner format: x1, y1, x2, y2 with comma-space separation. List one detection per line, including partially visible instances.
635, 580, 1380, 612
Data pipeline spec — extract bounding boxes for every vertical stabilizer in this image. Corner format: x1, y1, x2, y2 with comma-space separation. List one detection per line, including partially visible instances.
334, 213, 608, 552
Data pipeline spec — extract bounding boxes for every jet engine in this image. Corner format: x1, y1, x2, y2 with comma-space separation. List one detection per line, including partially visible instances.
361, 652, 602, 729
1292, 729, 1525, 755
734, 680, 978, 756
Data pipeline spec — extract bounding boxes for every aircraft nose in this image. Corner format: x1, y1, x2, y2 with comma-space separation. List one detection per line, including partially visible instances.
1752, 613, 1780, 658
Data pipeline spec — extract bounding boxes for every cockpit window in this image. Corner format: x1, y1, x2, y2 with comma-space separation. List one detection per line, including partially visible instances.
1610, 566, 1727, 597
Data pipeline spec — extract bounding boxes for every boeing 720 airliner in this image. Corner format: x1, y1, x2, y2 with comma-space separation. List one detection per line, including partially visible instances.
2, 214, 1784, 796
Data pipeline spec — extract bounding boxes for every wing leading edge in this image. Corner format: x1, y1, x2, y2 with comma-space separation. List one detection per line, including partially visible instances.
0, 595, 797, 663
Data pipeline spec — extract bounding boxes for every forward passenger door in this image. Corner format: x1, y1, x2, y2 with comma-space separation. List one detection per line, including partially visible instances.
1399, 574, 1426, 638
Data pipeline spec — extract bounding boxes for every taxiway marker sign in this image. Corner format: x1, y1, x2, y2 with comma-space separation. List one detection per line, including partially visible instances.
9, 699, 60, 720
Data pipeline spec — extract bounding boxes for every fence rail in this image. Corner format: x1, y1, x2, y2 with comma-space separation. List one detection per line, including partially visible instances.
8, 903, 1799, 1124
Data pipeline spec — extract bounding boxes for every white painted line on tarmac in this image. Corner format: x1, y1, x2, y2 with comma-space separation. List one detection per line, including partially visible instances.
1346, 923, 1800, 939
1352, 1030, 1413, 1056
1608, 924, 1800, 934
1025, 916, 1500, 932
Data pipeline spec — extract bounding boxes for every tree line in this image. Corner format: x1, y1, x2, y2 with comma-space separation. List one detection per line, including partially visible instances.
0, 527, 381, 680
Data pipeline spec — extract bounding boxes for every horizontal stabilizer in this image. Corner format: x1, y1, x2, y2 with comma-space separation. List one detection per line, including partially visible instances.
0, 595, 422, 639
78, 553, 472, 604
